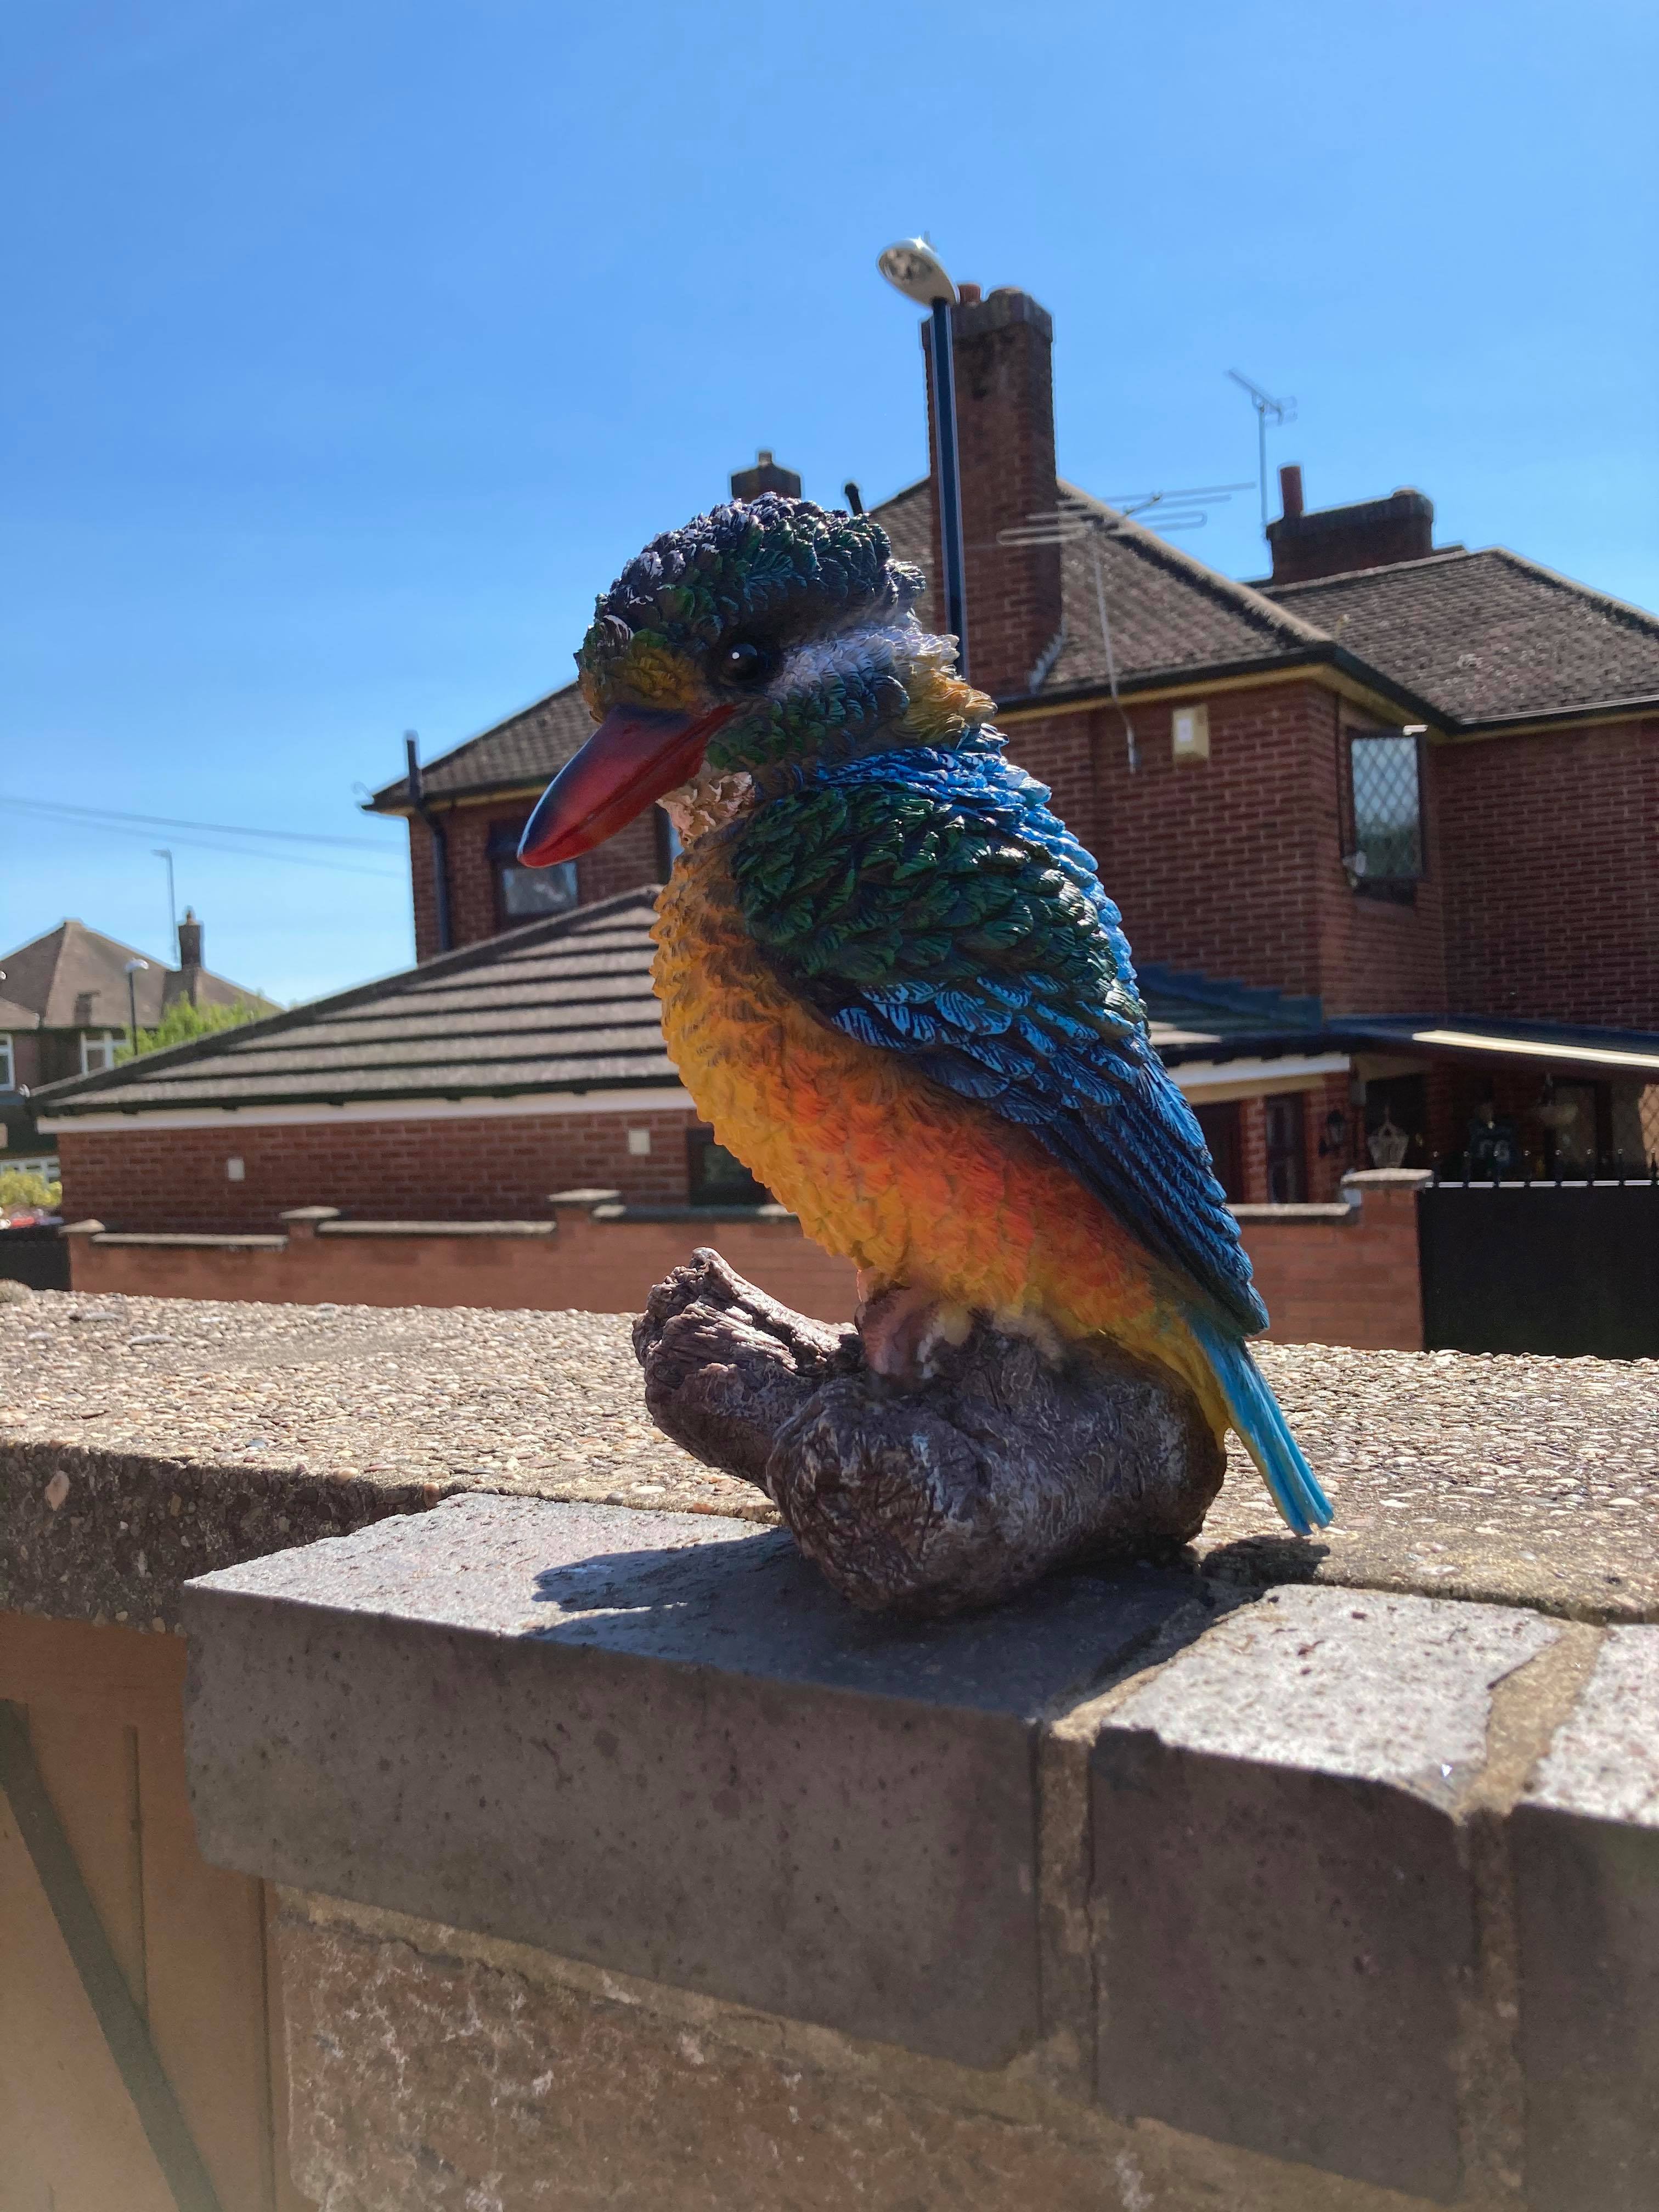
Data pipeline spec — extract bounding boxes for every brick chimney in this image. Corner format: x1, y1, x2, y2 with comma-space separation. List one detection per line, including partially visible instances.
924, 287, 1063, 699
176, 907, 203, 970
1266, 471, 1434, 584
174, 908, 203, 1005
730, 450, 802, 500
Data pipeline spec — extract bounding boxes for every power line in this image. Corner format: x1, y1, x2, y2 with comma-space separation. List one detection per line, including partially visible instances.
0, 794, 392, 851
0, 802, 400, 881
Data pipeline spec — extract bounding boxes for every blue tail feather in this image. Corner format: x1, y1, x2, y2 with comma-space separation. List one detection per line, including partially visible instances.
1186, 1310, 1333, 1537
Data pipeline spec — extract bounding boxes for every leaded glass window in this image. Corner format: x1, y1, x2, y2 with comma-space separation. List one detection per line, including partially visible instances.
1348, 732, 1425, 882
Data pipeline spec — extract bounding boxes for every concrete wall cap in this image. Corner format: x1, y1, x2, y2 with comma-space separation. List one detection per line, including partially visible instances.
182, 1492, 1197, 2069
1231, 1201, 1357, 1223
315, 1218, 555, 1239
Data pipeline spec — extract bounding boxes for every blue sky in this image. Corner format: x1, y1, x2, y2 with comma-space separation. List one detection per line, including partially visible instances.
3, 0, 1654, 1004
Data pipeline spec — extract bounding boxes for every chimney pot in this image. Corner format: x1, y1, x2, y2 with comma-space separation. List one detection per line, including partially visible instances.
1279, 464, 1304, 520
956, 282, 983, 306
176, 910, 203, 970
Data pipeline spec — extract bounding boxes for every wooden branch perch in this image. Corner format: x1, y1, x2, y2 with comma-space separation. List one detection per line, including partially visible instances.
634, 1250, 1224, 1617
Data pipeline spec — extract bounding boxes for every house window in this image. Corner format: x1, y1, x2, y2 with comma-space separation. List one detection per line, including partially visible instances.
686, 1126, 771, 1207
1263, 1093, 1307, 1203
1347, 730, 1425, 894
80, 1030, 122, 1075
0, 1035, 13, 1090
487, 819, 577, 926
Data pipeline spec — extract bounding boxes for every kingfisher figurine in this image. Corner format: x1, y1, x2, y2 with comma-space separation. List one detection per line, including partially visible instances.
521, 493, 1331, 1612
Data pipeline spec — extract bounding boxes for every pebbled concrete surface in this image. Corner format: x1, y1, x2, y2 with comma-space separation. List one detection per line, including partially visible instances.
5, 1290, 1659, 1628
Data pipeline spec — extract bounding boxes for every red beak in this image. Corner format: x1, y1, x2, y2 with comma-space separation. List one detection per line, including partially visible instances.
517, 702, 737, 867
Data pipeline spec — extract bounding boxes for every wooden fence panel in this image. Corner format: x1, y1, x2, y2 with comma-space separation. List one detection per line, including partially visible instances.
0, 1614, 313, 2211
0, 1782, 178, 2211
140, 1708, 279, 2211
27, 1706, 148, 2011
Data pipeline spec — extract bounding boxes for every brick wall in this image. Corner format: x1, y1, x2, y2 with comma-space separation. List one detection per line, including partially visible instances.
1005, 685, 1448, 1015
1436, 716, 1659, 1025
57, 1108, 701, 1234
409, 806, 663, 962
1243, 1171, 1429, 1351
64, 1178, 1426, 1351
68, 1208, 860, 1325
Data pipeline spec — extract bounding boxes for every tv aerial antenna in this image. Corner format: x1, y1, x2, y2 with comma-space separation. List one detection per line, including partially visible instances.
1227, 369, 1297, 532
998, 484, 1251, 771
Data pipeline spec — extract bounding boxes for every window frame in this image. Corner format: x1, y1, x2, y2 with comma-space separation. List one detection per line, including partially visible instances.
1263, 1091, 1308, 1205
80, 1030, 122, 1075
1344, 726, 1427, 898
685, 1125, 772, 1208
0, 1033, 13, 1090
486, 816, 578, 930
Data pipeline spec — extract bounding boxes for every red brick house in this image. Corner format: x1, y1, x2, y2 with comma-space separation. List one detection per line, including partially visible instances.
36, 283, 1659, 1223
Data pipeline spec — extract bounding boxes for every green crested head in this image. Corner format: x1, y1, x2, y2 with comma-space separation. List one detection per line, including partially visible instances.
575, 493, 981, 777
520, 493, 994, 871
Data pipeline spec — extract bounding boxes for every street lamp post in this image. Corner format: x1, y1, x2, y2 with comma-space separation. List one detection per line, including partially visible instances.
123, 958, 149, 1059
153, 848, 177, 964
878, 239, 968, 678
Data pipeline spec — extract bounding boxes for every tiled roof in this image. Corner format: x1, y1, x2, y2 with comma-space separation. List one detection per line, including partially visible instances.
1034, 484, 1328, 699
368, 484, 1659, 820
34, 884, 1305, 1119
34, 893, 676, 1115
0, 920, 273, 1031
1261, 549, 1659, 725
380, 681, 598, 807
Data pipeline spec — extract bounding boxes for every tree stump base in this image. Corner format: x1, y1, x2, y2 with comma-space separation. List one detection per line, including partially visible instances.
633, 1249, 1226, 1617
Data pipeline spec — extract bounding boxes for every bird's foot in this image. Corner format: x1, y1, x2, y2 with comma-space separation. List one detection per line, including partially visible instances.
855, 1280, 974, 1379
635, 1254, 1225, 1617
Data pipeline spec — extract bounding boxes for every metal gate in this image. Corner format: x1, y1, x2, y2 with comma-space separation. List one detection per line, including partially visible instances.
0, 1224, 70, 1292
1418, 1173, 1659, 1359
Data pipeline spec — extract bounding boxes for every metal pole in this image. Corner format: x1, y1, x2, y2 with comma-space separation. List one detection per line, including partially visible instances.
405, 731, 453, 955
153, 848, 177, 963
1256, 404, 1266, 534
928, 298, 968, 678
127, 969, 139, 1057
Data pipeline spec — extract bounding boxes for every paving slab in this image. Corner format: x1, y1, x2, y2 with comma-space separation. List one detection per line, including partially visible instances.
1512, 1626, 1659, 2211
182, 1492, 1195, 2069
1092, 1584, 1560, 2202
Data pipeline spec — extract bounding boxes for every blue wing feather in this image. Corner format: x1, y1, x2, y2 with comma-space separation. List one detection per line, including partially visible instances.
733, 732, 1269, 1335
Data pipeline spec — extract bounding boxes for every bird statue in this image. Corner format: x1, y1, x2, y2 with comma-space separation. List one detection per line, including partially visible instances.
520, 492, 1331, 1602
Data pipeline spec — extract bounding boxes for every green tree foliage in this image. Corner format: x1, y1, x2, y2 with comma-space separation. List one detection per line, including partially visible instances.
115, 997, 271, 1062
0, 1167, 61, 1211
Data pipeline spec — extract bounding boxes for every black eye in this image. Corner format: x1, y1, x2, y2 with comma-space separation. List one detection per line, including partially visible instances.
719, 639, 772, 686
